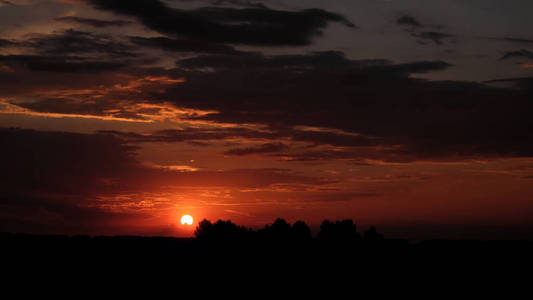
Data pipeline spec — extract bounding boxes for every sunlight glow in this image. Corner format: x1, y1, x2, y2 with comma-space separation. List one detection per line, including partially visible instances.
180, 214, 194, 225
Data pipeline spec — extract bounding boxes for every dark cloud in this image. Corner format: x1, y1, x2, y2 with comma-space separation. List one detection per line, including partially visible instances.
176, 50, 447, 73
0, 62, 154, 99
414, 31, 454, 45
157, 52, 533, 161
188, 141, 211, 147
303, 191, 383, 203
98, 128, 273, 143
15, 98, 126, 116
86, 0, 355, 46
0, 54, 128, 73
5, 43, 533, 163
0, 30, 143, 73
271, 149, 384, 162
0, 30, 158, 75
397, 15, 421, 27
168, 168, 334, 188
130, 36, 244, 55
285, 129, 386, 148
98, 127, 401, 163
18, 48, 531, 162
504, 38, 533, 44
485, 77, 533, 92
26, 60, 127, 73
223, 142, 289, 156
25, 29, 137, 58
488, 37, 533, 44
0, 194, 144, 235
209, 0, 268, 9
99, 126, 386, 149
0, 128, 139, 197
55, 16, 132, 28
397, 16, 453, 45
500, 49, 533, 60
0, 38, 15, 47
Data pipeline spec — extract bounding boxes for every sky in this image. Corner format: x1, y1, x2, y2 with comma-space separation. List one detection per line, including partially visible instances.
1, 0, 533, 240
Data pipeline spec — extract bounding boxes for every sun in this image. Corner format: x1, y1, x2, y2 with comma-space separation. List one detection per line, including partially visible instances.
180, 214, 194, 226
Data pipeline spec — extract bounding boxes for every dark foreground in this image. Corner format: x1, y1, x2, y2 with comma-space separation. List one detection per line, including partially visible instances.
3, 232, 533, 293
3, 232, 532, 266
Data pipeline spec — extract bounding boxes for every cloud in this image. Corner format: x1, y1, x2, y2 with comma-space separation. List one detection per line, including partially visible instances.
3, 38, 533, 163
0, 38, 15, 47
0, 0, 14, 6
485, 77, 533, 91
176, 50, 448, 72
158, 52, 533, 161
303, 191, 383, 203
0, 63, 174, 100
0, 30, 148, 73
0, 55, 129, 73
98, 126, 385, 149
28, 60, 127, 73
55, 16, 132, 28
500, 49, 533, 60
0, 194, 144, 235
223, 142, 289, 156
24, 29, 137, 57
504, 38, 533, 44
414, 31, 454, 45
209, 0, 268, 9
397, 15, 421, 27
0, 127, 139, 197
488, 37, 533, 45
10, 45, 533, 162
167, 168, 334, 188
396, 15, 454, 46
86, 0, 355, 46
130, 36, 244, 55
99, 127, 277, 143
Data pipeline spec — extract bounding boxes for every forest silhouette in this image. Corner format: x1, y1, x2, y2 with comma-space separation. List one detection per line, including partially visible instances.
3, 218, 532, 264
194, 218, 384, 244
3, 217, 533, 278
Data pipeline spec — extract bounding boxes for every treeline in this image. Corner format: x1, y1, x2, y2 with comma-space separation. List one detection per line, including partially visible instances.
195, 218, 384, 243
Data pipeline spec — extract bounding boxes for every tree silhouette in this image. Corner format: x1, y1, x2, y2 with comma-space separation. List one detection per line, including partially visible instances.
364, 226, 384, 242
195, 219, 249, 241
318, 220, 333, 239
270, 218, 292, 238
260, 218, 292, 241
292, 220, 312, 241
318, 219, 360, 242
194, 219, 214, 239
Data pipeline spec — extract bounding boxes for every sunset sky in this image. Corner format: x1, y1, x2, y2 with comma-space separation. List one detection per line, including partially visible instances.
1, 0, 533, 240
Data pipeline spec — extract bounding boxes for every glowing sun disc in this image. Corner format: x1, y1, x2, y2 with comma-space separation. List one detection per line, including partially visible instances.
181, 215, 194, 225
